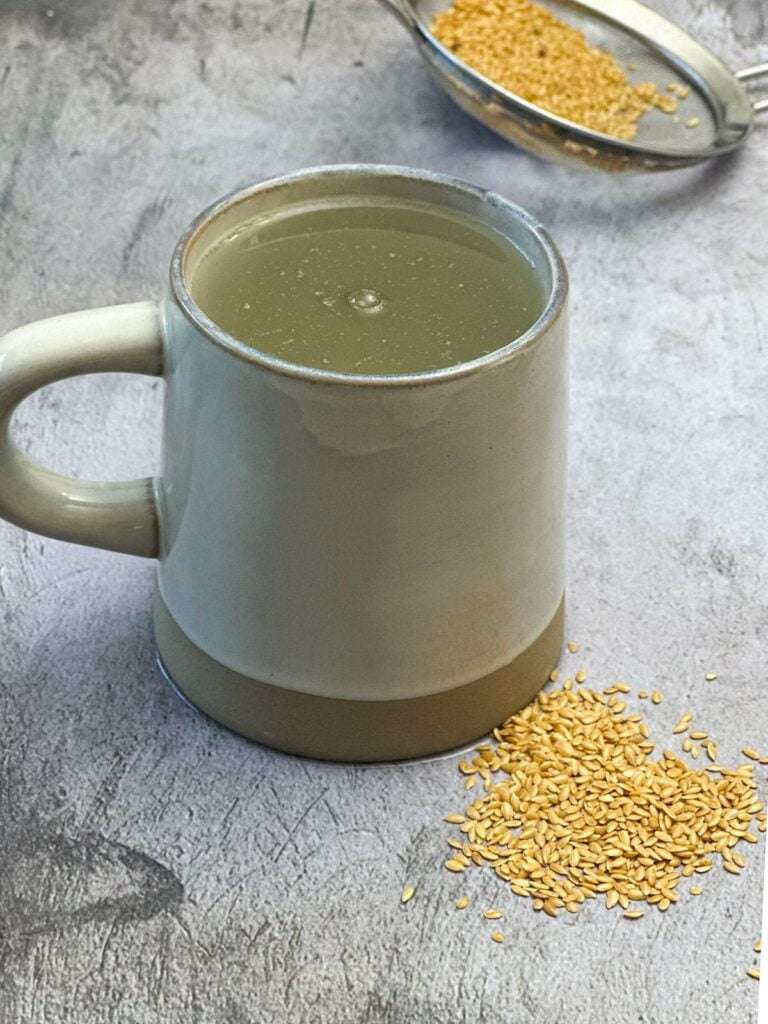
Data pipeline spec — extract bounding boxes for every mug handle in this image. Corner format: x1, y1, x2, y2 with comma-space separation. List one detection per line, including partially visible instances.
0, 301, 163, 558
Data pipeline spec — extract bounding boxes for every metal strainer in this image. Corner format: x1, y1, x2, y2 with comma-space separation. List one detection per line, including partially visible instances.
378, 0, 767, 172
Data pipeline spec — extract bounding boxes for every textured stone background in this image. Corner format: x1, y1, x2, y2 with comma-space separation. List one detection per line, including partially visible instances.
0, 1, 766, 1021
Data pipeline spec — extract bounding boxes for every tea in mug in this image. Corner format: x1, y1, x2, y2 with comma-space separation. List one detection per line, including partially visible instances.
189, 196, 545, 375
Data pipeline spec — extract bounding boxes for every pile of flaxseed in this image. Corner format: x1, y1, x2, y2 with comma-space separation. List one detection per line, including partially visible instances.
439, 652, 764, 930
399, 645, 765, 984
430, 0, 687, 140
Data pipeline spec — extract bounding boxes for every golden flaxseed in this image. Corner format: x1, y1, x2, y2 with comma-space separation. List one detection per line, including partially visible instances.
455, 896, 470, 910
430, 0, 676, 140
567, 641, 581, 653
747, 967, 761, 981
651, 691, 663, 704
705, 672, 718, 681
445, 859, 466, 873
483, 909, 503, 919
742, 748, 762, 762
490, 931, 505, 943
401, 885, 415, 904
442, 676, 764, 921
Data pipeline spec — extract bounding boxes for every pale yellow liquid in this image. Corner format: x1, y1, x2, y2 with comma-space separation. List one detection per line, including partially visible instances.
190, 198, 545, 375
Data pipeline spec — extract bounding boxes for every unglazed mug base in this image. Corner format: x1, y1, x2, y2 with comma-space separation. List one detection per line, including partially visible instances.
153, 590, 565, 762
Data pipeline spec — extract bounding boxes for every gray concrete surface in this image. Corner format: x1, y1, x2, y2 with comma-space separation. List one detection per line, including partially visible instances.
0, 1, 766, 1021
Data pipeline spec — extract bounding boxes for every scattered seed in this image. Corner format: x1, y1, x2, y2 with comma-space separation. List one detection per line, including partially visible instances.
575, 669, 587, 683
705, 741, 718, 763
690, 731, 708, 741
637, 690, 649, 699
705, 672, 717, 681
490, 931, 505, 943
549, 669, 559, 682
672, 714, 692, 734
401, 885, 415, 904
690, 886, 703, 896
455, 896, 470, 910
754, 939, 762, 953
686, 117, 700, 128
484, 909, 503, 920
682, 739, 693, 753
444, 814, 465, 824
651, 691, 663, 704
567, 641, 580, 653
747, 967, 761, 981
623, 910, 645, 920
445, 859, 466, 873
723, 862, 741, 875
742, 748, 762, 762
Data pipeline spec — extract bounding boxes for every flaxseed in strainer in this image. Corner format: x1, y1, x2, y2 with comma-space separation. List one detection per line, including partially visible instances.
378, 0, 767, 171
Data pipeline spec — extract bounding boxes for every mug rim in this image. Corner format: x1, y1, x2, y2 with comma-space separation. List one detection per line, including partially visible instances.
170, 164, 568, 388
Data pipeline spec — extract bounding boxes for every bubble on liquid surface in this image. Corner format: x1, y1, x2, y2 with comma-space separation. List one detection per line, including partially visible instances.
347, 288, 384, 314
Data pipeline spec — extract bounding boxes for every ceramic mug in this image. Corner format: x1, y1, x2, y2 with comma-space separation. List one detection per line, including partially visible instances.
0, 165, 568, 761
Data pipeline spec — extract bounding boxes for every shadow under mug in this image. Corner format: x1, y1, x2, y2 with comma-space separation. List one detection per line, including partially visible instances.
0, 164, 568, 762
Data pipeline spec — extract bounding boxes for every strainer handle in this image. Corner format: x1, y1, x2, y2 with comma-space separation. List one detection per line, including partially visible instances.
735, 64, 768, 113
